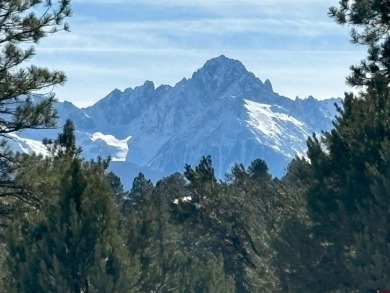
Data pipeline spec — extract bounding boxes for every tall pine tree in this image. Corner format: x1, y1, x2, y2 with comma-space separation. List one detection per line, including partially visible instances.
5, 121, 139, 292
0, 0, 72, 227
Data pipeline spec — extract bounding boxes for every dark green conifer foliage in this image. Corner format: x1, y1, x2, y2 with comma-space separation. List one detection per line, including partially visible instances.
270, 1, 390, 291
156, 172, 237, 293
0, 0, 72, 219
121, 167, 238, 292
123, 173, 161, 292
128, 173, 154, 207
5, 122, 139, 292
248, 159, 272, 181
174, 254, 235, 293
106, 171, 127, 208
184, 155, 217, 196
43, 119, 82, 158
330, 0, 390, 86
273, 158, 330, 292
304, 65, 390, 292
282, 157, 312, 186
181, 158, 283, 291
275, 78, 390, 291
349, 139, 390, 290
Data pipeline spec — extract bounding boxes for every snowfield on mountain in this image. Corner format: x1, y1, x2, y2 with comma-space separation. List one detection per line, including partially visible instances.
10, 56, 339, 187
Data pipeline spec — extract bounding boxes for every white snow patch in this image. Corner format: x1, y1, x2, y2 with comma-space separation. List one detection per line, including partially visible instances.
244, 99, 304, 139
90, 132, 131, 161
182, 196, 192, 202
7, 133, 48, 155
173, 196, 193, 205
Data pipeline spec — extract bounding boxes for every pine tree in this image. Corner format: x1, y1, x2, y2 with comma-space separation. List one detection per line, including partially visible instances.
349, 138, 390, 290
302, 51, 390, 293
106, 171, 127, 208
248, 159, 272, 182
0, 121, 79, 234
5, 122, 139, 292
329, 0, 390, 86
0, 0, 72, 219
184, 155, 217, 197
122, 173, 162, 292
181, 158, 282, 291
267, 1, 390, 291
174, 254, 235, 293
125, 173, 154, 209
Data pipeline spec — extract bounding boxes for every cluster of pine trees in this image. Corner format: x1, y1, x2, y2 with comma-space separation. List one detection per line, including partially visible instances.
1, 0, 390, 292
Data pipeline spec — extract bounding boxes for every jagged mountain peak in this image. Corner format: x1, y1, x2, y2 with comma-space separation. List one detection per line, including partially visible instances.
264, 79, 273, 92
9, 56, 341, 188
136, 80, 155, 92
190, 55, 263, 94
62, 100, 79, 109
109, 88, 122, 96
200, 55, 247, 75
87, 88, 122, 109
88, 56, 270, 113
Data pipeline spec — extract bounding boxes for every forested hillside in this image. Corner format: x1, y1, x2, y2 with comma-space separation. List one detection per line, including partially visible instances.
1, 0, 389, 292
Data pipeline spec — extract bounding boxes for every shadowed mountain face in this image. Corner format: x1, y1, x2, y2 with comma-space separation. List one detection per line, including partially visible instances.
9, 55, 340, 187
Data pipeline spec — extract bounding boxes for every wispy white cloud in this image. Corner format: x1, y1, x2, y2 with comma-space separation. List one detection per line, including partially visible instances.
40, 16, 344, 55
36, 47, 364, 107
73, 0, 331, 5
32, 0, 364, 107
84, 18, 337, 35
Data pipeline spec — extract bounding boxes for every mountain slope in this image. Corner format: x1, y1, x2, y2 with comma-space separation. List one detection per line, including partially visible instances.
9, 55, 340, 186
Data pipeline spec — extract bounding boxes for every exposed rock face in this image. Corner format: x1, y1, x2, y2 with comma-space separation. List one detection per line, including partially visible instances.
10, 55, 340, 187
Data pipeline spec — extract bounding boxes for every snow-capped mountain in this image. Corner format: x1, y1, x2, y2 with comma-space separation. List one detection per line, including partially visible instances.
9, 56, 340, 187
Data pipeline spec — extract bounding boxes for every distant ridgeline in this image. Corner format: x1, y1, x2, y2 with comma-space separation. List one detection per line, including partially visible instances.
8, 56, 340, 187
4, 1, 389, 291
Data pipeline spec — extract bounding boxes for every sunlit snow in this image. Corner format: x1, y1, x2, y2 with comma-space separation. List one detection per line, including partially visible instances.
6, 56, 338, 183
7, 133, 48, 155
244, 99, 304, 138
90, 132, 131, 161
243, 99, 311, 158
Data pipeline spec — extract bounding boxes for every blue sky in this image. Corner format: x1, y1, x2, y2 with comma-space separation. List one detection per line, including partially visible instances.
35, 0, 366, 107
